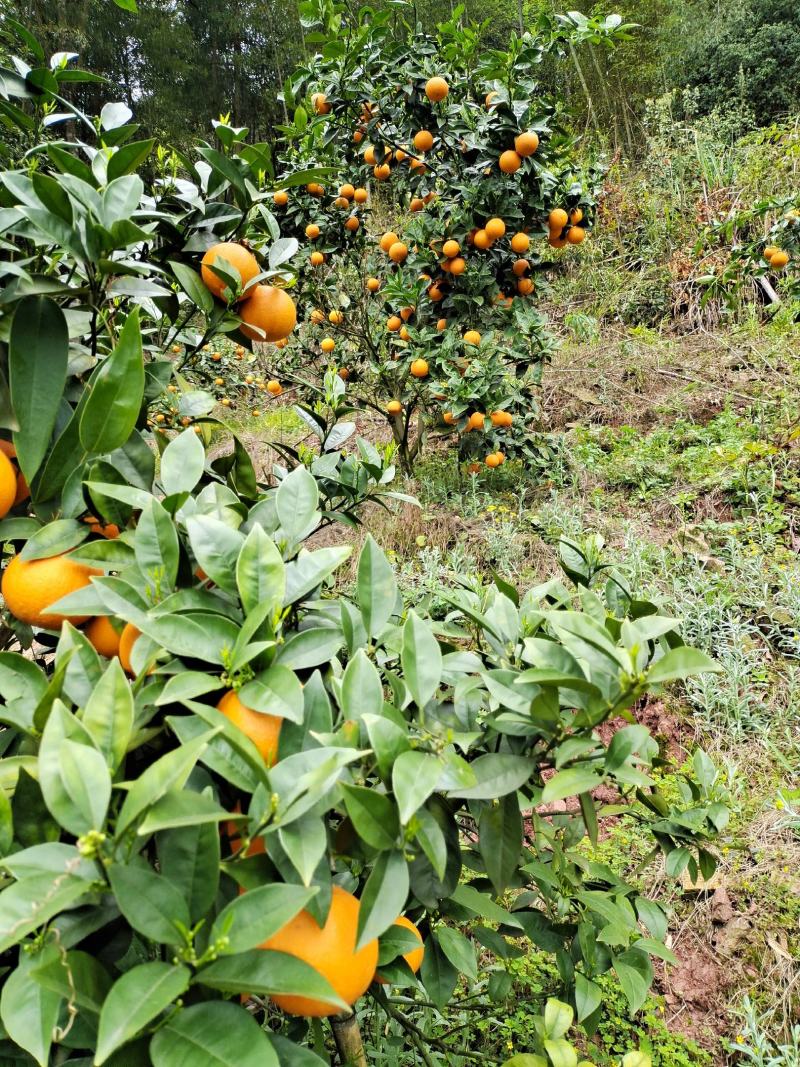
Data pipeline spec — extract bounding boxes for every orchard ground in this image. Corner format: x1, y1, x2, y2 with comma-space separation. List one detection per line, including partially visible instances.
215, 293, 800, 1063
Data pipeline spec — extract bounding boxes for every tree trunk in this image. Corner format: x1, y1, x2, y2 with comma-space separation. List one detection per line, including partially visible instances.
330, 1013, 368, 1067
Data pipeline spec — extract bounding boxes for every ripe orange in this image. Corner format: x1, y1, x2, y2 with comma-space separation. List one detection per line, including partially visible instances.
770, 250, 789, 269
364, 146, 377, 165
329, 309, 344, 325
442, 239, 460, 258
333, 196, 349, 210
485, 452, 502, 468
353, 187, 368, 204
514, 131, 539, 157
463, 330, 481, 345
473, 229, 491, 251
310, 251, 325, 266
410, 197, 424, 212
345, 216, 360, 232
425, 77, 449, 102
0, 451, 17, 519
409, 157, 427, 174
373, 163, 391, 180
387, 400, 402, 416
311, 92, 331, 115
339, 183, 355, 200
353, 130, 364, 144
764, 246, 778, 262
569, 207, 584, 224
436, 318, 447, 331
273, 190, 288, 207
548, 233, 568, 249
485, 218, 505, 241
217, 689, 282, 766
485, 91, 499, 108
427, 284, 444, 301
443, 412, 456, 425
490, 410, 513, 427
380, 232, 399, 253
388, 241, 408, 264
567, 226, 585, 245
201, 243, 259, 301
260, 885, 378, 1017
2, 553, 100, 629
14, 470, 29, 506
267, 380, 282, 396
118, 622, 142, 674
387, 315, 402, 332
466, 412, 485, 432
338, 368, 350, 380
321, 337, 335, 353
413, 130, 434, 152
548, 208, 568, 232
499, 150, 522, 174
511, 232, 530, 253
410, 359, 429, 378
366, 277, 381, 292
305, 223, 320, 239
400, 306, 415, 321
399, 326, 410, 341
395, 149, 408, 163
239, 286, 297, 342
449, 257, 466, 275
85, 615, 122, 659
310, 308, 325, 324
375, 916, 424, 983
513, 259, 530, 277
517, 277, 534, 294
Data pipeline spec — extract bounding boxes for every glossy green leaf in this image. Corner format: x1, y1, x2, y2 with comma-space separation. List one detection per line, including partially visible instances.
96, 962, 191, 1065
401, 611, 442, 708
108, 864, 190, 945
357, 849, 409, 949
356, 534, 397, 638
135, 496, 179, 592
236, 524, 284, 615
195, 950, 347, 1012
160, 426, 206, 496
157, 820, 220, 924
210, 883, 316, 954
81, 659, 133, 771
79, 309, 144, 453
150, 1002, 278, 1067
392, 750, 442, 825
341, 784, 399, 850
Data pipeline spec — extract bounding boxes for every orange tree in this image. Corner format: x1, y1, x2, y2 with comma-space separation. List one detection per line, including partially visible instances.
0, 18, 729, 1067
268, 0, 622, 471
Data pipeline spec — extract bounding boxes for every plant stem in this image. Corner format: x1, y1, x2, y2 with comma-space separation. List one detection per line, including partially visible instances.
330, 1012, 368, 1066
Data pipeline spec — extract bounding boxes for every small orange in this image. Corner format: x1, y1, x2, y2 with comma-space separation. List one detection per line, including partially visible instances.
548, 233, 568, 249
338, 368, 350, 380
0, 451, 17, 519
463, 330, 481, 345
310, 308, 325, 324
388, 242, 408, 264
442, 239, 460, 258
85, 616, 122, 659
311, 92, 331, 115
485, 218, 505, 240
490, 410, 513, 427
267, 380, 282, 396
466, 412, 485, 432
499, 150, 522, 174
353, 129, 364, 144
409, 157, 427, 174
329, 309, 344, 325
473, 229, 490, 250
410, 359, 429, 378
410, 197, 424, 212
387, 315, 402, 332
387, 400, 402, 416
413, 130, 434, 152
217, 689, 282, 766
449, 257, 466, 275
373, 163, 391, 180
339, 183, 355, 200
443, 412, 456, 425
567, 226, 586, 245
333, 196, 349, 210
548, 208, 568, 232
514, 131, 539, 157
400, 306, 415, 321
770, 250, 790, 269
321, 337, 335, 353
118, 622, 142, 674
273, 190, 288, 206
517, 277, 534, 294
364, 146, 377, 165
1, 553, 100, 629
399, 326, 410, 341
354, 187, 368, 204
425, 77, 449, 102
395, 149, 407, 163
306, 183, 325, 196
345, 216, 360, 232
436, 318, 447, 331
375, 916, 424, 983
366, 277, 381, 292
485, 452, 502, 468
201, 243, 260, 302
380, 232, 399, 253
310, 251, 325, 266
513, 258, 530, 277
511, 232, 530, 253
569, 207, 584, 224
427, 284, 444, 301
260, 885, 378, 1017
305, 223, 320, 239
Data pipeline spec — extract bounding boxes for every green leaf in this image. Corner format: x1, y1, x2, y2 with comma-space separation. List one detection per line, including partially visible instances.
239, 665, 304, 724
275, 627, 344, 670
543, 1039, 578, 1067
96, 962, 190, 1065
613, 947, 653, 1013
137, 789, 231, 833
341, 784, 399, 850
107, 138, 155, 181
541, 766, 602, 804
236, 525, 284, 616
195, 950, 347, 1012
479, 792, 523, 895
437, 926, 477, 981
81, 659, 133, 771
79, 309, 144, 453
449, 753, 534, 800
419, 933, 458, 1008
648, 647, 721, 683
160, 426, 206, 496
170, 260, 213, 315
38, 703, 111, 835
277, 815, 327, 885
357, 850, 409, 950
135, 497, 179, 592
157, 821, 220, 924
150, 1002, 278, 1067
0, 873, 92, 953
19, 518, 88, 561
544, 998, 573, 1039
392, 750, 442, 825
108, 864, 190, 945
0, 948, 61, 1067
340, 648, 383, 719
401, 611, 442, 708
357, 534, 397, 638
276, 465, 320, 543
186, 515, 243, 595
574, 972, 602, 1022
112, 0, 138, 11
210, 883, 316, 954
10, 295, 68, 482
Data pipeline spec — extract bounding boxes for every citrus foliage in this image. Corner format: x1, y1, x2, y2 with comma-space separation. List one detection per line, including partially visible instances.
0, 16, 731, 1067
270, 0, 618, 469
